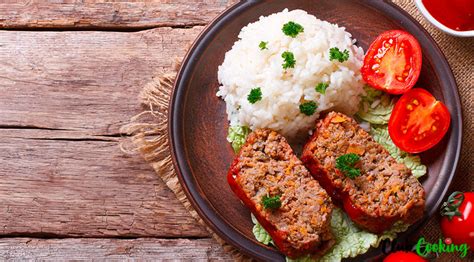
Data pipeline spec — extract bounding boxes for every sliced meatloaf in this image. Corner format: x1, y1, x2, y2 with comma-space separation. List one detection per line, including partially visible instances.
301, 112, 425, 233
228, 128, 334, 259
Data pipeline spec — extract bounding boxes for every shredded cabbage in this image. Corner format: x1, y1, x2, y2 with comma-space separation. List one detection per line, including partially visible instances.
227, 125, 251, 152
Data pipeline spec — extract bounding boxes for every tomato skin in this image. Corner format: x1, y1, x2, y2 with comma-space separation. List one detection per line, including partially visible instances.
441, 192, 474, 250
388, 88, 450, 153
384, 251, 426, 262
361, 30, 422, 94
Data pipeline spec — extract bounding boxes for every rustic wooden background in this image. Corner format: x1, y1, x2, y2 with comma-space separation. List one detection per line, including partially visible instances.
1, 1, 472, 261
0, 1, 237, 260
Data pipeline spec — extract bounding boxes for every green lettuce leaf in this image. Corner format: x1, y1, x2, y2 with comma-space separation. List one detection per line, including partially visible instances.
253, 208, 409, 262
356, 86, 394, 125
370, 126, 427, 178
318, 208, 377, 261
251, 214, 273, 245
374, 221, 410, 247
227, 125, 250, 153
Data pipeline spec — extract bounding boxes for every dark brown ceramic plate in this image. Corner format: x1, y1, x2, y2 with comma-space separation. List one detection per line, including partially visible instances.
169, 0, 462, 260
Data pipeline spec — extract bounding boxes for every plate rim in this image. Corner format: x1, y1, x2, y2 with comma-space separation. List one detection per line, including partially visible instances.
168, 0, 463, 260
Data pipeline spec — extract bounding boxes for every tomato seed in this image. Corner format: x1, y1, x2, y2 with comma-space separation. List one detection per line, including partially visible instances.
372, 64, 380, 70
413, 99, 419, 105
396, 76, 404, 81
406, 104, 413, 110
432, 126, 437, 131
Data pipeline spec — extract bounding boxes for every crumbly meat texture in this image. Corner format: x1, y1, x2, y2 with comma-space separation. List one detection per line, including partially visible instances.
302, 112, 425, 233
229, 129, 334, 258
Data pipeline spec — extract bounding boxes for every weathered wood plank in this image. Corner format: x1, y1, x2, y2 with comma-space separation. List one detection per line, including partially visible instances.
0, 238, 233, 260
0, 27, 201, 135
0, 1, 236, 29
0, 129, 207, 237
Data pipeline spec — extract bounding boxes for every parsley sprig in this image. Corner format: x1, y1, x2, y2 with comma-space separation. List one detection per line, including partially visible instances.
262, 195, 281, 210
282, 21, 304, 38
282, 51, 296, 69
329, 47, 350, 62
299, 101, 317, 116
336, 153, 361, 179
259, 41, 268, 50
247, 87, 262, 104
315, 82, 329, 94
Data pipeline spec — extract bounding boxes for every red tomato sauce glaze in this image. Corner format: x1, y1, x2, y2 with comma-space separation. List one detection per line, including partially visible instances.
422, 0, 474, 31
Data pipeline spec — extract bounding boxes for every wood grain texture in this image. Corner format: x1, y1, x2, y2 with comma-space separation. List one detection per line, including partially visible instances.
0, 1, 236, 29
0, 238, 233, 260
0, 28, 210, 237
0, 27, 202, 135
0, 129, 207, 237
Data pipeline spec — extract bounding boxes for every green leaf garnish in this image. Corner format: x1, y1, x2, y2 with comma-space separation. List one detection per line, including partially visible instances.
282, 21, 304, 38
262, 195, 281, 210
282, 51, 296, 69
299, 101, 317, 116
336, 153, 361, 179
259, 41, 268, 50
329, 47, 350, 62
316, 82, 329, 94
247, 87, 262, 104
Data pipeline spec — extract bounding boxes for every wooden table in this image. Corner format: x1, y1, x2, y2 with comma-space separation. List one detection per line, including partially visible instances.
0, 1, 237, 259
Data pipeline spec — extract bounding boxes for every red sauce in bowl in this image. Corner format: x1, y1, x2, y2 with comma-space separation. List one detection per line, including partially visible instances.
422, 0, 474, 31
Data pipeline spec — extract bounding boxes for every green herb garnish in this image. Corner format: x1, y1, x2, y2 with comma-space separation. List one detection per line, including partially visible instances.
262, 195, 281, 210
259, 41, 268, 50
282, 51, 296, 69
329, 47, 350, 62
316, 82, 329, 94
247, 87, 263, 104
299, 101, 317, 116
336, 153, 361, 179
282, 21, 304, 38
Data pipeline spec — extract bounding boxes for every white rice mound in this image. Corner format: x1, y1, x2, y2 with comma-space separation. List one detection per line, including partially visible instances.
216, 9, 365, 138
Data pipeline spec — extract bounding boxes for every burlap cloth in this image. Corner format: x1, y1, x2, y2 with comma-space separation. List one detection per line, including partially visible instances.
121, 0, 473, 261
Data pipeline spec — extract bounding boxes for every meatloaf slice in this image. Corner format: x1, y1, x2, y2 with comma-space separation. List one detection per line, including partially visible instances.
301, 112, 425, 233
228, 128, 334, 259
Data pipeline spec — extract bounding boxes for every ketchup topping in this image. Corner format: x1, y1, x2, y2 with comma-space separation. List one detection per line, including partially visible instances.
422, 0, 474, 31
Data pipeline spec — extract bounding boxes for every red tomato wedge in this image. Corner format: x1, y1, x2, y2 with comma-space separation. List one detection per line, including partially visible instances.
388, 88, 450, 153
362, 30, 422, 94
